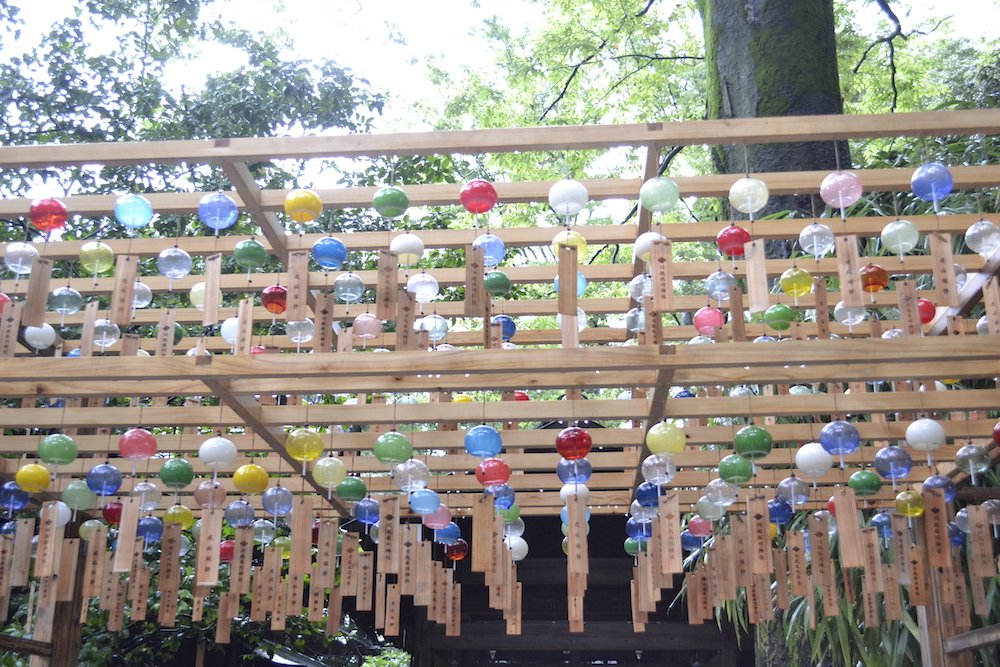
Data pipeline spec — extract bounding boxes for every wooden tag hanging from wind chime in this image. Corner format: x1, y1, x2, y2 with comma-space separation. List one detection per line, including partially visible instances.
112, 497, 140, 574
558, 244, 580, 348
566, 494, 588, 633
288, 496, 315, 578
0, 301, 23, 359
108, 254, 138, 325
285, 249, 310, 322
341, 531, 360, 597
648, 238, 674, 313
809, 513, 838, 616
743, 239, 769, 313
195, 507, 223, 588
377, 496, 401, 575
656, 493, 683, 575
835, 234, 864, 308
928, 232, 959, 308
201, 253, 222, 326
831, 487, 864, 569
230, 525, 253, 595
21, 257, 52, 327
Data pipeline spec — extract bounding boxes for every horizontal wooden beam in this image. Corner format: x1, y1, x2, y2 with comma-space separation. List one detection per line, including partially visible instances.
5, 255, 986, 300
0, 427, 989, 458
0, 389, 993, 429
0, 635, 53, 658
23, 214, 984, 261
421, 619, 733, 651
943, 624, 1000, 655
2, 337, 997, 384
9, 357, 998, 398
1, 167, 998, 221
0, 109, 995, 168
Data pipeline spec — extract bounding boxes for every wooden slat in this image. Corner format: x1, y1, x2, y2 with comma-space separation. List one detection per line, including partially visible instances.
2, 109, 996, 168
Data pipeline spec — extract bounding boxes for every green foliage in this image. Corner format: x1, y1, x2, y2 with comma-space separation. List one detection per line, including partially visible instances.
0, 544, 408, 666
0, 0, 384, 245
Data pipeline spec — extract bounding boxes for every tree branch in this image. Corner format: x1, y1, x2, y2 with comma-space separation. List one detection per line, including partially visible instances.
538, 0, 672, 121
851, 0, 934, 113
635, 0, 657, 17
605, 53, 703, 62
538, 37, 609, 122
586, 144, 686, 264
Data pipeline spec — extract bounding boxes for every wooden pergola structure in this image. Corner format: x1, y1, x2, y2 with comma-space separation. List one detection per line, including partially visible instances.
0, 108, 998, 666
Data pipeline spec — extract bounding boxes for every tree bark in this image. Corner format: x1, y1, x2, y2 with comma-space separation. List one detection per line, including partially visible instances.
697, 0, 848, 244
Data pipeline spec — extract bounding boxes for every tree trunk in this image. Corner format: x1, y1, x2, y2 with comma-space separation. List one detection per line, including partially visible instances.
697, 0, 847, 245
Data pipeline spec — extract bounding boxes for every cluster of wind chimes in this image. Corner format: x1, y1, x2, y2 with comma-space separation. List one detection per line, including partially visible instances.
631, 493, 683, 631
472, 494, 522, 634
659, 489, 997, 640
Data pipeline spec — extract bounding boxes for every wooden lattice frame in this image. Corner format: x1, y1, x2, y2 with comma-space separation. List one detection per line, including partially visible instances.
0, 108, 998, 520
